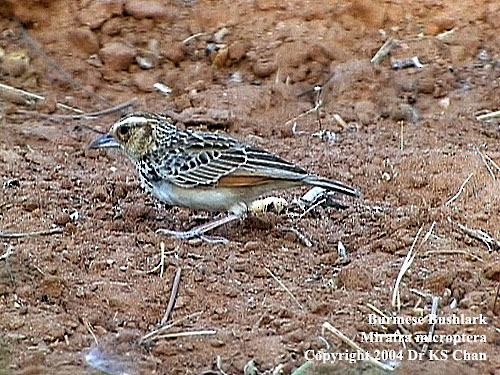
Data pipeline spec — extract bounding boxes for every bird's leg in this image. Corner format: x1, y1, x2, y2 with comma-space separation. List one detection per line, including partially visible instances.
156, 213, 241, 243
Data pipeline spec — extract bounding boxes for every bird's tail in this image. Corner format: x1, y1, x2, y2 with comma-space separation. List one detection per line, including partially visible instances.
302, 176, 361, 198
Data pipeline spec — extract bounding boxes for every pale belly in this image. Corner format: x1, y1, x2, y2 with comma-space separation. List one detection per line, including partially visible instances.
150, 181, 249, 215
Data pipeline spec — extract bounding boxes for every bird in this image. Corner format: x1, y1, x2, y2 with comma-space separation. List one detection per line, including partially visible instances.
89, 112, 360, 242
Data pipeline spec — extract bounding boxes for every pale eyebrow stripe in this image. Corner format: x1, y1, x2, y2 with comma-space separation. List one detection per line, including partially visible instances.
115, 116, 149, 127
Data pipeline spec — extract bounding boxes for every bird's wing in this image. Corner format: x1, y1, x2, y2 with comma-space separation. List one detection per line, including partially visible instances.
154, 132, 307, 188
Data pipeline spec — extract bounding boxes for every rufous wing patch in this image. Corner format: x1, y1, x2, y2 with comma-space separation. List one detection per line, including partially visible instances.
217, 175, 273, 187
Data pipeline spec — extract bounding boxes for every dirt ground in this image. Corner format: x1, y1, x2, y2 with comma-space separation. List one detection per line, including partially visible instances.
0, 0, 499, 374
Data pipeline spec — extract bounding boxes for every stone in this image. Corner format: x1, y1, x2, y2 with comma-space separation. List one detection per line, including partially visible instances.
132, 70, 160, 92
101, 17, 123, 36
125, 0, 170, 19
99, 42, 136, 71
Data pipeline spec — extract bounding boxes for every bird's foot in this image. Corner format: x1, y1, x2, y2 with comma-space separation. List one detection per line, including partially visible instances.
156, 214, 240, 244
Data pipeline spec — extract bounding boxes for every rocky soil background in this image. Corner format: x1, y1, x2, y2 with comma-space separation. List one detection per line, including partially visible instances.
0, 0, 499, 374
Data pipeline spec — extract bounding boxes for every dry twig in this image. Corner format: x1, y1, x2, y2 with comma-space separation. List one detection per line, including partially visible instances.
161, 267, 182, 325
0, 227, 63, 239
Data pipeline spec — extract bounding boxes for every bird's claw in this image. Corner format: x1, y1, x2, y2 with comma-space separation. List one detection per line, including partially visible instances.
156, 228, 229, 245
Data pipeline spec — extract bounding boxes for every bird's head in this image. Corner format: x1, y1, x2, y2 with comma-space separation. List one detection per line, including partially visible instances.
89, 112, 173, 161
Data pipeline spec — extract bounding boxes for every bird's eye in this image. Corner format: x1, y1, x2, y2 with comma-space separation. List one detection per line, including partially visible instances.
118, 126, 129, 137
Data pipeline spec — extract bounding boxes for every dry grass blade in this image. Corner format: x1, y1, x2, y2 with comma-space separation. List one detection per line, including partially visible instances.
421, 296, 439, 355
322, 322, 395, 372
423, 249, 483, 262
139, 311, 202, 344
18, 98, 137, 120
444, 172, 474, 206
482, 152, 500, 172
392, 225, 423, 310
182, 32, 208, 44
392, 223, 435, 310
365, 303, 423, 351
0, 227, 63, 239
265, 267, 304, 310
371, 37, 398, 64
476, 148, 496, 181
476, 110, 500, 121
153, 329, 216, 340
493, 282, 500, 313
0, 245, 14, 261
0, 82, 83, 113
82, 318, 98, 345
161, 267, 182, 325
278, 226, 313, 247
449, 217, 500, 252
216, 355, 228, 375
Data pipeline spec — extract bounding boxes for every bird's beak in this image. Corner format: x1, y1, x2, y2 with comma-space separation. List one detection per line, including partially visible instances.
88, 134, 120, 149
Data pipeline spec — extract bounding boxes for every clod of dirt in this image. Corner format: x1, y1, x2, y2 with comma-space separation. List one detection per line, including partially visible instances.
99, 42, 136, 71
162, 40, 186, 65
38, 276, 66, 300
424, 270, 455, 293
354, 100, 377, 125
123, 204, 155, 222
54, 212, 71, 226
0, 50, 29, 77
22, 198, 39, 212
242, 240, 259, 252
483, 261, 500, 281
426, 15, 456, 35
252, 59, 277, 78
91, 185, 108, 202
228, 40, 250, 63
338, 266, 373, 290
78, 0, 124, 30
67, 27, 100, 55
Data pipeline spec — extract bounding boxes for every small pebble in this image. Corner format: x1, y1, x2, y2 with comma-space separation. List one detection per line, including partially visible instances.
243, 241, 259, 252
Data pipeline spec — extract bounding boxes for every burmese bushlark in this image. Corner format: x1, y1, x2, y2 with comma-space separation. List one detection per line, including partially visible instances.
89, 112, 360, 242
